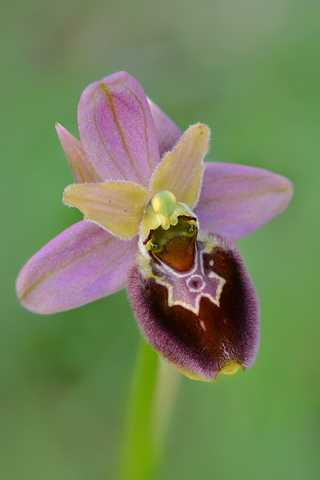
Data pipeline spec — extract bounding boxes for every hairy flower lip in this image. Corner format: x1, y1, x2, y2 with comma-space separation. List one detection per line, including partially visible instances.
127, 231, 260, 382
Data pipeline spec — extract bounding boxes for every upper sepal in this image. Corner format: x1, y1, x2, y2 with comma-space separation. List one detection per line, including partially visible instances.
127, 231, 259, 382
77, 71, 160, 187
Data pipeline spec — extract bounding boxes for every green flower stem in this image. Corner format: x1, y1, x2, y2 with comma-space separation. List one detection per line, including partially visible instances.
118, 338, 180, 480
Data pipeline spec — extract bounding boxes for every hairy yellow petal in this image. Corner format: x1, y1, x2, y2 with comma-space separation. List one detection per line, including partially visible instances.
149, 123, 210, 209
63, 182, 149, 239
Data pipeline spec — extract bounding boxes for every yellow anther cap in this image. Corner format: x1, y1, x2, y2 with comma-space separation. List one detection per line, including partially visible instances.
151, 191, 177, 217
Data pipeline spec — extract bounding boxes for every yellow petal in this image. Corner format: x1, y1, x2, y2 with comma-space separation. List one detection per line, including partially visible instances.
149, 123, 210, 209
63, 181, 149, 239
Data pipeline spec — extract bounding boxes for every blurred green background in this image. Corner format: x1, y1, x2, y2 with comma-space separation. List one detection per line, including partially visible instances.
1, 0, 319, 478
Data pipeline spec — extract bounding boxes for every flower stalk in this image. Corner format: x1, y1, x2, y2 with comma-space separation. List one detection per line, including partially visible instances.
119, 338, 180, 480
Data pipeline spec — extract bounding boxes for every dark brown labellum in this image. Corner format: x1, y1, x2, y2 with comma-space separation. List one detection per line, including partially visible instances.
128, 231, 259, 382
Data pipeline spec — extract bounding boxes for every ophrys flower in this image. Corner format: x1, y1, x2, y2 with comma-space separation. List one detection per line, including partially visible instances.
16, 71, 293, 382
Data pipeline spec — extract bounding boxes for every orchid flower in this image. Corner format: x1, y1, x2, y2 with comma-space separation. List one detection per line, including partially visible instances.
16, 71, 293, 382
